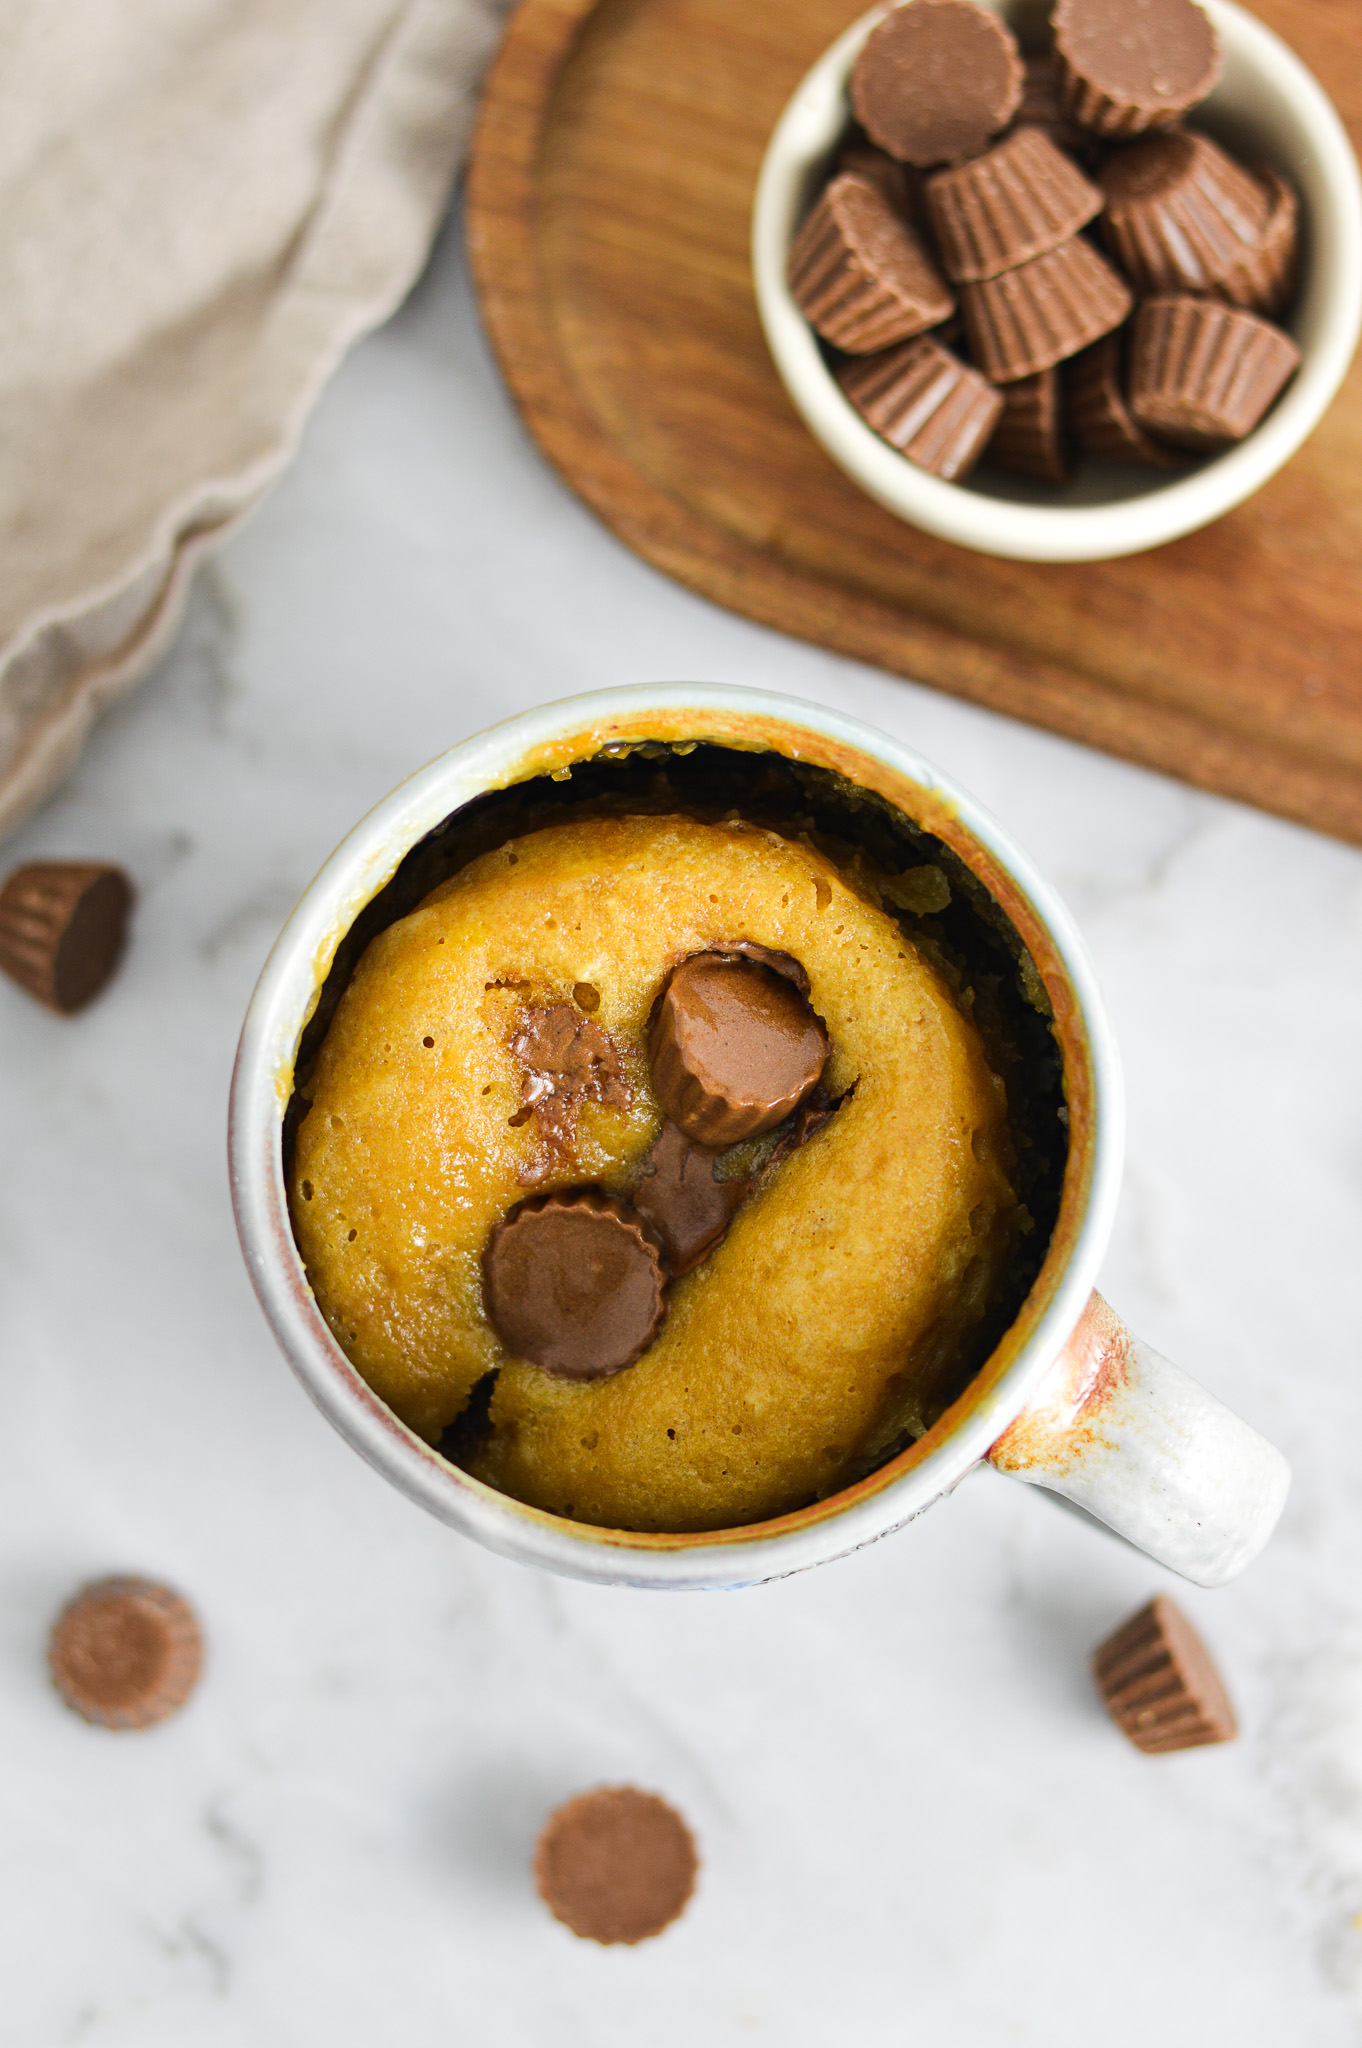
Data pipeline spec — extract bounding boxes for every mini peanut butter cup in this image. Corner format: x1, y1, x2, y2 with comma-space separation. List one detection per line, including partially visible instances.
788, 172, 954, 353
483, 1189, 666, 1380
835, 135, 917, 220
535, 1788, 698, 1944
1128, 294, 1300, 448
1053, 0, 1221, 139
851, 0, 1023, 168
1093, 1596, 1237, 1753
958, 235, 1132, 382
49, 1578, 203, 1730
0, 861, 133, 1013
1012, 51, 1095, 160
1218, 166, 1299, 317
1100, 129, 1270, 296
927, 127, 1102, 282
1068, 331, 1182, 465
838, 334, 1002, 479
649, 951, 828, 1147
986, 367, 1071, 481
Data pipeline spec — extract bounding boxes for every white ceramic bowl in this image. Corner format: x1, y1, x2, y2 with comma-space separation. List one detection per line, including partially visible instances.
752, 0, 1362, 562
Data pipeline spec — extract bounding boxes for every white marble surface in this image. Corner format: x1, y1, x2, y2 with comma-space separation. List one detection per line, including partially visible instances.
4, 202, 1362, 2046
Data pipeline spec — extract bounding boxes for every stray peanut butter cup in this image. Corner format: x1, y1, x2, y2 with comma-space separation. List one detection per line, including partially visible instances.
535, 1787, 698, 1943
1100, 130, 1270, 297
1068, 331, 1182, 465
927, 126, 1102, 282
649, 951, 828, 1147
788, 171, 954, 354
1128, 294, 1300, 448
987, 367, 1071, 482
1053, 0, 1221, 139
851, 0, 1023, 168
1092, 1595, 1237, 1752
0, 861, 133, 1013
838, 334, 1003, 479
959, 235, 1131, 382
49, 1578, 203, 1730
483, 1188, 666, 1379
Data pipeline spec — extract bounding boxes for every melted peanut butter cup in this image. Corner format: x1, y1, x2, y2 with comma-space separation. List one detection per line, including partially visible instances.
649, 951, 828, 1147
1100, 130, 1270, 296
1093, 1596, 1237, 1752
927, 126, 1102, 282
483, 1189, 666, 1379
851, 0, 1023, 168
838, 335, 1004, 479
788, 172, 954, 353
1053, 0, 1221, 139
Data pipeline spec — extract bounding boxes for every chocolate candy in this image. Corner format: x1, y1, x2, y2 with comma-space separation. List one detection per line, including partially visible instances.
49, 1578, 203, 1730
987, 367, 1071, 481
1100, 130, 1270, 298
838, 334, 1003, 479
927, 127, 1102, 282
0, 860, 132, 1013
1052, 0, 1221, 139
787, 171, 954, 354
509, 1000, 629, 1169
1128, 294, 1300, 448
1013, 50, 1095, 160
1219, 166, 1299, 317
631, 1119, 749, 1277
851, 0, 1023, 169
535, 1787, 698, 1944
483, 1189, 665, 1379
959, 235, 1131, 382
1092, 1595, 1237, 1752
1068, 332, 1182, 465
649, 952, 828, 1147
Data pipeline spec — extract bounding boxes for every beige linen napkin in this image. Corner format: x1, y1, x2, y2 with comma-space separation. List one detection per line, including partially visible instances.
0, 0, 509, 841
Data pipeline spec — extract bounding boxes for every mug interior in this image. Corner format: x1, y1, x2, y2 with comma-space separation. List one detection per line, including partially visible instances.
235, 692, 1112, 1584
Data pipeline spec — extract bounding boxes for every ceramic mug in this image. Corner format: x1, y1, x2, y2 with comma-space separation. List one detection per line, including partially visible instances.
229, 685, 1289, 1590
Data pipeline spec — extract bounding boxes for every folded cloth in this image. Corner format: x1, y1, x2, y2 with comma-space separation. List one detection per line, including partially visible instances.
0, 0, 510, 841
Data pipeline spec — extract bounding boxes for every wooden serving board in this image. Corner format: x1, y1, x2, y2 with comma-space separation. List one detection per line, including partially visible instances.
466, 0, 1362, 845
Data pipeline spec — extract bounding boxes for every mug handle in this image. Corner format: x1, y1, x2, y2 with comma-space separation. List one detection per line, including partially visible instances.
986, 1292, 1290, 1588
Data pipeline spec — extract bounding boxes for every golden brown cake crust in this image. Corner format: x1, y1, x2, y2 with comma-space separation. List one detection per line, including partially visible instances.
290, 814, 1016, 1531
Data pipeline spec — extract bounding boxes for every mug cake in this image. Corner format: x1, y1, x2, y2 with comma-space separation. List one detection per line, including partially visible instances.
286, 744, 1065, 1534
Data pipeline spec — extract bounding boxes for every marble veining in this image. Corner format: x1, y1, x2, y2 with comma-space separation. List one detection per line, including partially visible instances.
2, 203, 1361, 2044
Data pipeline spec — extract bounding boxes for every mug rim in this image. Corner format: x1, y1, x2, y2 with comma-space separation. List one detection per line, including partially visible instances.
228, 684, 1125, 1587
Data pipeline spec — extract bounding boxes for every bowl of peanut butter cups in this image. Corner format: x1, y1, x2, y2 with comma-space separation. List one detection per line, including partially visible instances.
753, 0, 1362, 561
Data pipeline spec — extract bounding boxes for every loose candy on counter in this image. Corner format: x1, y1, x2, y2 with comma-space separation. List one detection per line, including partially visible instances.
1092, 1595, 1237, 1752
535, 1787, 698, 1943
0, 860, 133, 1013
49, 1578, 203, 1730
